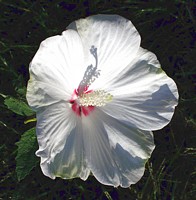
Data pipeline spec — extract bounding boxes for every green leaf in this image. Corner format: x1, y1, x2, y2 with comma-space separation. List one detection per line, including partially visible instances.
4, 96, 35, 116
16, 128, 39, 181
15, 87, 27, 97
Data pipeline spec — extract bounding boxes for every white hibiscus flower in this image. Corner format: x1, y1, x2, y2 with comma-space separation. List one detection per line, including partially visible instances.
26, 14, 178, 188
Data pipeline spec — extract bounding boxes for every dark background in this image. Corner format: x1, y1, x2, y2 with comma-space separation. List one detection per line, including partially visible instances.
0, 0, 195, 199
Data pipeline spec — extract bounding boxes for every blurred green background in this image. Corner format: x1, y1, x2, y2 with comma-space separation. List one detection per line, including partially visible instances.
0, 0, 195, 199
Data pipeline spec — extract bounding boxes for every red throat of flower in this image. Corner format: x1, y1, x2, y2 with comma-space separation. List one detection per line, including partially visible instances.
70, 89, 95, 117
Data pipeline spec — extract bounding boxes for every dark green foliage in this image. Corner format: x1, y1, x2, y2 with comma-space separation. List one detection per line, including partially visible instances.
0, 0, 195, 199
15, 128, 39, 181
4, 96, 35, 116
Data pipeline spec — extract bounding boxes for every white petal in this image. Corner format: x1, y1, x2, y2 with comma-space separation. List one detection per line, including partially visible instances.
67, 14, 141, 90
102, 48, 179, 131
27, 29, 85, 110
36, 102, 90, 180
82, 109, 154, 187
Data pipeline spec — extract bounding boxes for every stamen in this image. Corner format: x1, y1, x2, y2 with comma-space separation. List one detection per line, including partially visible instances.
78, 90, 113, 107
78, 46, 100, 95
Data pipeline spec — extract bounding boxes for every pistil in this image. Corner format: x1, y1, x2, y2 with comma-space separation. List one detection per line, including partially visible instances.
70, 46, 112, 116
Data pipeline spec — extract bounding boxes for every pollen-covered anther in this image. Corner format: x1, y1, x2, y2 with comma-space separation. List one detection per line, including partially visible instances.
78, 90, 113, 107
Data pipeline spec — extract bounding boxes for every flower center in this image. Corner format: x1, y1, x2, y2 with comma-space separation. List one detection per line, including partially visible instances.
70, 46, 113, 116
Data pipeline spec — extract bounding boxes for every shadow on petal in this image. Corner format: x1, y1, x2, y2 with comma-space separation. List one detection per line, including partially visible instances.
49, 122, 90, 180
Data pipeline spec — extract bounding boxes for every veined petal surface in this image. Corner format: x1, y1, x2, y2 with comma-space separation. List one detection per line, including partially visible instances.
102, 48, 178, 131
27, 29, 85, 110
36, 102, 90, 180
82, 109, 155, 187
67, 14, 141, 90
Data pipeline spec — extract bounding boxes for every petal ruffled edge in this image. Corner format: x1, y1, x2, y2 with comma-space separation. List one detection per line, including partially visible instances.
82, 108, 155, 187
101, 48, 178, 131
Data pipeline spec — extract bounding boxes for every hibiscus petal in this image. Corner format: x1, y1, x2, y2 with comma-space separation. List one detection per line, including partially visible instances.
102, 48, 178, 131
67, 14, 141, 90
27, 29, 85, 110
82, 109, 154, 187
36, 102, 90, 180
